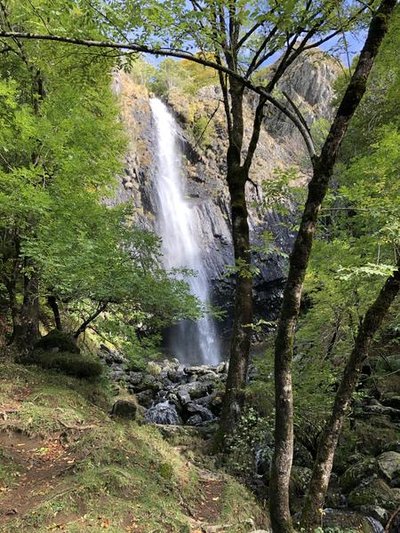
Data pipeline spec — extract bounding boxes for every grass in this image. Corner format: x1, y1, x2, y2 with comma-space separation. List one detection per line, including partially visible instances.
0, 360, 267, 532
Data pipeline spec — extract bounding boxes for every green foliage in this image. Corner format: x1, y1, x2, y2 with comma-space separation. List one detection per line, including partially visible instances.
0, 0, 201, 354
261, 166, 305, 216
225, 407, 273, 481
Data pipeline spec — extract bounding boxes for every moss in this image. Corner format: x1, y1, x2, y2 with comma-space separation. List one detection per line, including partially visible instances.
0, 363, 267, 532
28, 350, 103, 379
348, 478, 400, 510
34, 329, 80, 354
341, 457, 377, 492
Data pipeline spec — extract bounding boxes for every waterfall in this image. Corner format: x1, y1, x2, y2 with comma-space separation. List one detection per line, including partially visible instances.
150, 97, 220, 365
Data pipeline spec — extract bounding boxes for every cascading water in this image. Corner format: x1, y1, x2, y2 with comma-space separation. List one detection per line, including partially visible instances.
150, 98, 220, 365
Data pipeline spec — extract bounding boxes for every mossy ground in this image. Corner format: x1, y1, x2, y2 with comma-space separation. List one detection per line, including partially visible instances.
0, 360, 268, 532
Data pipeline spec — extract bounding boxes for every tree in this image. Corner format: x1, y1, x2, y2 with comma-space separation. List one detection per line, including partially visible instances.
298, 19, 400, 524
0, 1, 199, 354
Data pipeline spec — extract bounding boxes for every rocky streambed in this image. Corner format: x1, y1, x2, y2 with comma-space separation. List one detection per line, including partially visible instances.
99, 344, 226, 427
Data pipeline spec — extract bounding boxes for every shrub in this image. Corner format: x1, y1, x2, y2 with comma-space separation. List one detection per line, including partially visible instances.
34, 330, 80, 354
27, 350, 102, 379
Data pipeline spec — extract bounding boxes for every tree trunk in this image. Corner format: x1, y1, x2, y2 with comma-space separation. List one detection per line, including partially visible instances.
13, 264, 40, 349
269, 2, 396, 530
218, 166, 253, 437
47, 295, 62, 331
301, 264, 400, 531
218, 76, 254, 441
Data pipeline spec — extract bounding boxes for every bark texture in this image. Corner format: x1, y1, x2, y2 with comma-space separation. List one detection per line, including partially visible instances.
269, 1, 397, 531
300, 263, 400, 531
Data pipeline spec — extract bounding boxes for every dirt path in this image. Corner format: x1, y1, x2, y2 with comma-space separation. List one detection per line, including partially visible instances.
185, 468, 231, 533
0, 430, 76, 527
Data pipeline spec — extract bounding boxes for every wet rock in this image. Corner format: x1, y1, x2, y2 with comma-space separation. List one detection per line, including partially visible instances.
145, 401, 182, 425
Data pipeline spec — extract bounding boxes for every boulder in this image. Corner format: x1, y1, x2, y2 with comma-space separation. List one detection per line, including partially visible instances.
322, 509, 383, 533
135, 390, 154, 408
377, 451, 400, 483
110, 399, 138, 420
359, 505, 390, 526
99, 344, 126, 364
184, 365, 212, 375
290, 466, 312, 498
176, 381, 211, 400
177, 388, 191, 406
186, 414, 203, 426
134, 374, 162, 392
127, 371, 144, 387
35, 330, 80, 354
109, 369, 127, 382
341, 457, 377, 492
348, 478, 400, 511
186, 402, 214, 423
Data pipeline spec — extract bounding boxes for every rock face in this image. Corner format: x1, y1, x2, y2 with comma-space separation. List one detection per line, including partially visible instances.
112, 51, 339, 348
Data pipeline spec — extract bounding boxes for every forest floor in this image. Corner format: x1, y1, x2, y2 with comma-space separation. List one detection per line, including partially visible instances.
0, 361, 268, 533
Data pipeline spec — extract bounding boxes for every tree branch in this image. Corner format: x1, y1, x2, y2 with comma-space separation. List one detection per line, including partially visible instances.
73, 301, 108, 339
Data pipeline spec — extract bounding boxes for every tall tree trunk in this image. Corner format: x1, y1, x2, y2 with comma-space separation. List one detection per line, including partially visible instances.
301, 264, 400, 531
218, 77, 254, 440
269, 2, 396, 531
47, 295, 62, 331
219, 166, 253, 437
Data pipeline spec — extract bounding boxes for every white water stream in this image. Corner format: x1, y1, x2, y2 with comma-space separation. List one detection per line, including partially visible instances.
150, 98, 220, 365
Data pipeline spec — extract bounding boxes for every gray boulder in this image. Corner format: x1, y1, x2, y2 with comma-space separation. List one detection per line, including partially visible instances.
377, 451, 400, 483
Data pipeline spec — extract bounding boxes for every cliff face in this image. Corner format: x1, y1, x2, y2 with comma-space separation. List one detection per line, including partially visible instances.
112, 52, 339, 340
